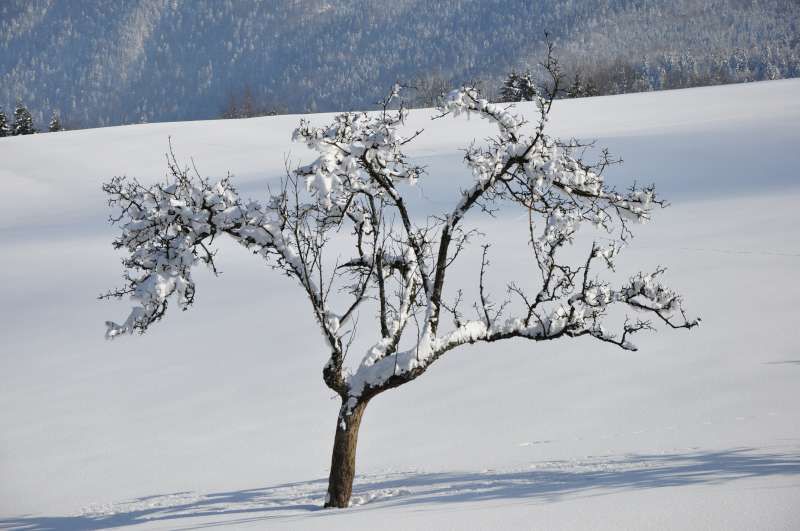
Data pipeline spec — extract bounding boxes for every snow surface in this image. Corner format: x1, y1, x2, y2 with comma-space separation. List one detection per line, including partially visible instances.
1, 80, 800, 530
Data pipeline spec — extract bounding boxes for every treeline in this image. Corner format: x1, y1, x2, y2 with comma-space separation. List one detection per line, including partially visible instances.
3, 0, 798, 129
6, 38, 800, 133
219, 86, 288, 119
407, 43, 800, 107
0, 102, 66, 137
561, 45, 800, 97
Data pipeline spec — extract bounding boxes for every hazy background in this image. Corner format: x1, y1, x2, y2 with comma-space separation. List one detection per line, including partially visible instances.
2, 0, 799, 128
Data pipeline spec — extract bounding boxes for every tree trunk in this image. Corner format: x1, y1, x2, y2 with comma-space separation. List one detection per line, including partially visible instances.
324, 398, 369, 508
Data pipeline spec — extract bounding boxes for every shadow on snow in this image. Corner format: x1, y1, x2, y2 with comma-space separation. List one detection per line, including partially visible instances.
3, 447, 800, 530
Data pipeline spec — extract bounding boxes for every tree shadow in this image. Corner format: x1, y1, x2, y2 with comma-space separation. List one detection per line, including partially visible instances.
3, 447, 799, 530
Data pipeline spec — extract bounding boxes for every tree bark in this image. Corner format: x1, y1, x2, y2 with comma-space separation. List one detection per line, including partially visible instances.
324, 398, 369, 508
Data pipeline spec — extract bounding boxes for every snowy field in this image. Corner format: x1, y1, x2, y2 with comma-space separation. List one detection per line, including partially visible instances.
1, 80, 800, 530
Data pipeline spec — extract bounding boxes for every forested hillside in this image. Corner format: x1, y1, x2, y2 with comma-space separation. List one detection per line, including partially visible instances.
2, 0, 798, 128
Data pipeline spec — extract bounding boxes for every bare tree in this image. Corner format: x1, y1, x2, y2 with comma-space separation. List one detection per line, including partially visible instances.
221, 84, 287, 118
101, 51, 697, 508
409, 72, 452, 107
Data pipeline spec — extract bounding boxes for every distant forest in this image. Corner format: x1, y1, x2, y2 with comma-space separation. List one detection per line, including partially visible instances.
2, 0, 798, 129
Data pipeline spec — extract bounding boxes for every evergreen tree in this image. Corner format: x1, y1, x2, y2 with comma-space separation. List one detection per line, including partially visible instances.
0, 107, 9, 137
499, 70, 539, 102
566, 72, 584, 98
48, 112, 63, 132
12, 102, 36, 135
584, 78, 599, 97
499, 71, 521, 102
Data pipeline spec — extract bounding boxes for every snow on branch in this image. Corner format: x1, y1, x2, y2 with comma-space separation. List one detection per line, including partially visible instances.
100, 148, 347, 375
103, 75, 697, 416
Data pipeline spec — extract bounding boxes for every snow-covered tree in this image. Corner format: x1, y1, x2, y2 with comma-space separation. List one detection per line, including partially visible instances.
0, 108, 9, 137
48, 112, 63, 132
499, 69, 539, 102
566, 72, 585, 98
584, 76, 600, 97
102, 53, 698, 508
12, 102, 36, 135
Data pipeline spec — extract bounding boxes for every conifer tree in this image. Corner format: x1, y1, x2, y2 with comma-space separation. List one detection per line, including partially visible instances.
0, 108, 9, 137
499, 70, 539, 102
12, 101, 36, 135
584, 78, 599, 97
566, 72, 585, 98
499, 71, 521, 102
48, 112, 63, 132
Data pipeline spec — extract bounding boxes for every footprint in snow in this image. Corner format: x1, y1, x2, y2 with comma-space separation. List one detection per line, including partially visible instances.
349, 488, 412, 507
